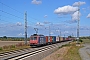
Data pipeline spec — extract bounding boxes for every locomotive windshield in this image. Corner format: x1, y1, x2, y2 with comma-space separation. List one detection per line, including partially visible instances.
30, 37, 37, 40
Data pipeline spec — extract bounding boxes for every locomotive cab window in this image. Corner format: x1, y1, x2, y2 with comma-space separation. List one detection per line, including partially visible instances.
30, 37, 33, 40
33, 37, 37, 40
30, 37, 37, 40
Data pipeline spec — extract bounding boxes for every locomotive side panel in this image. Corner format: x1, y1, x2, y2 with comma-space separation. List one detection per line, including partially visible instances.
38, 36, 46, 45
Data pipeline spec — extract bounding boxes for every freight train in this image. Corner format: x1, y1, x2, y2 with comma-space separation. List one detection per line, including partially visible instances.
30, 34, 74, 46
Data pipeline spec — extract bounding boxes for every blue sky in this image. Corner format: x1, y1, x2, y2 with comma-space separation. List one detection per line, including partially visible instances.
0, 0, 90, 37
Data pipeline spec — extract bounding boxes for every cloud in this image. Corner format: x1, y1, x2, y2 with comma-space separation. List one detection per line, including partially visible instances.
64, 31, 69, 34
18, 33, 23, 36
82, 8, 86, 10
87, 13, 90, 18
43, 21, 50, 24
16, 22, 22, 26
50, 32, 53, 35
56, 30, 60, 32
87, 6, 90, 10
31, 0, 42, 5
65, 20, 77, 24
73, 1, 86, 6
36, 22, 44, 26
44, 15, 48, 18
72, 11, 81, 21
80, 26, 90, 30
54, 5, 78, 15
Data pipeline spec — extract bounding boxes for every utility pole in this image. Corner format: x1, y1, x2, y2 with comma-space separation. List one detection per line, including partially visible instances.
24, 11, 27, 45
77, 2, 80, 43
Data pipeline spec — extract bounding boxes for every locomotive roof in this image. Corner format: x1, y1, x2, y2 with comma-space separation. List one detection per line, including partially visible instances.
31, 34, 44, 36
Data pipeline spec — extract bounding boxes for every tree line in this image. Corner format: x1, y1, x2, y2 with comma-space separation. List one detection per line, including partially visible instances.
0, 36, 30, 41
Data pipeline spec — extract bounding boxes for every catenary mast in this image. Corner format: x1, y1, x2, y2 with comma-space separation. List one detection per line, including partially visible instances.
77, 2, 80, 43
24, 11, 27, 45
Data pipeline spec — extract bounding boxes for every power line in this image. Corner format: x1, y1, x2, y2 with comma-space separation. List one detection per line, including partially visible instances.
0, 2, 23, 14
0, 10, 23, 19
0, 1, 41, 22
0, 1, 42, 27
0, 14, 22, 23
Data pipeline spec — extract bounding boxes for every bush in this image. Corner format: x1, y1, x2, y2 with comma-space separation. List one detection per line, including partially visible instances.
9, 45, 15, 49
0, 47, 3, 51
3, 45, 9, 49
16, 42, 25, 47
79, 39, 83, 42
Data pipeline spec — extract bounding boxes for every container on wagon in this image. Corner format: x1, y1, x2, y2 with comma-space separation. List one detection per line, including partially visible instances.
65, 37, 67, 41
63, 37, 65, 41
60, 37, 63, 42
52, 36, 56, 43
56, 36, 60, 42
45, 36, 48, 44
48, 36, 53, 44
66, 38, 69, 41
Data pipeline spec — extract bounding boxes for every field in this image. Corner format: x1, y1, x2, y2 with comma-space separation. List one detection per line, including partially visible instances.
0, 41, 30, 53
0, 41, 28, 47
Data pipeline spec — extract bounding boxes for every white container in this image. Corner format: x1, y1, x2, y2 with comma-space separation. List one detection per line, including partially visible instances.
56, 36, 59, 42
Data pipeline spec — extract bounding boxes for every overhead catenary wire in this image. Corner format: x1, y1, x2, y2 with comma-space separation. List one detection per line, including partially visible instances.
0, 1, 45, 21
0, 10, 23, 19
0, 2, 38, 23
0, 1, 47, 30
0, 2, 23, 15
0, 10, 38, 27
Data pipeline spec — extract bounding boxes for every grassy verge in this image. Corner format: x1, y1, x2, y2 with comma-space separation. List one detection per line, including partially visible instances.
0, 43, 30, 53
82, 39, 90, 44
62, 42, 83, 60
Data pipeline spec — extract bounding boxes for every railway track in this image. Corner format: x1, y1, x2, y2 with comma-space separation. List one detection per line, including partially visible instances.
0, 41, 70, 60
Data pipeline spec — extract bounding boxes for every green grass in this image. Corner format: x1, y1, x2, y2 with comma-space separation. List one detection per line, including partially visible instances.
82, 39, 90, 44
58, 43, 71, 49
62, 42, 83, 60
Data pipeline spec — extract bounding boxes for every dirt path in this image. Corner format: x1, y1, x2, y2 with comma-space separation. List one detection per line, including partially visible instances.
42, 47, 70, 60
79, 43, 90, 60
